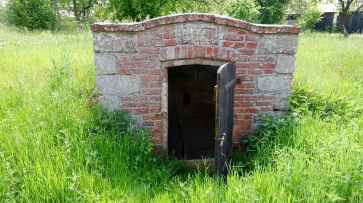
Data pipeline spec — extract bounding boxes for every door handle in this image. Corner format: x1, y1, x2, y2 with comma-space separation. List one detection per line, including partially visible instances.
219, 133, 226, 147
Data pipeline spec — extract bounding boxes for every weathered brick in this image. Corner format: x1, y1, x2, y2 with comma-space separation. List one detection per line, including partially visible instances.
245, 107, 260, 113
213, 48, 218, 59
134, 96, 148, 101
248, 56, 264, 62
223, 41, 234, 47
206, 47, 213, 58
234, 96, 245, 101
246, 83, 255, 88
235, 83, 246, 88
199, 46, 205, 58
256, 101, 272, 106
165, 39, 177, 46
245, 35, 258, 41
239, 49, 256, 55
142, 89, 162, 95
236, 69, 247, 74
132, 54, 148, 61
150, 82, 161, 88
236, 62, 258, 68
235, 89, 254, 94
132, 68, 148, 74
247, 43, 258, 49
144, 121, 155, 126
261, 107, 273, 112
121, 96, 133, 101
248, 69, 263, 74
259, 63, 276, 69
119, 69, 131, 75
135, 108, 149, 114
234, 108, 245, 113
235, 120, 252, 125
149, 54, 161, 61
245, 96, 262, 101
234, 42, 245, 48
151, 40, 166, 47
173, 15, 187, 23
152, 139, 162, 145
150, 108, 161, 114
241, 114, 252, 119
194, 46, 199, 58
166, 47, 175, 60
164, 33, 176, 39
235, 102, 254, 107
222, 34, 244, 41
263, 95, 274, 100
149, 69, 161, 75
142, 114, 161, 120
175, 47, 180, 58
181, 46, 187, 58
151, 34, 162, 40
188, 46, 193, 58
138, 40, 150, 47
150, 96, 161, 101
141, 75, 161, 81
138, 62, 160, 68
227, 28, 249, 34
118, 61, 136, 68
122, 102, 137, 107
139, 48, 160, 54
138, 102, 161, 108
241, 125, 251, 130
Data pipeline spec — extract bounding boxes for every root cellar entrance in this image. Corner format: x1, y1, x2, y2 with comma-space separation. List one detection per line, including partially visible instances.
168, 65, 219, 160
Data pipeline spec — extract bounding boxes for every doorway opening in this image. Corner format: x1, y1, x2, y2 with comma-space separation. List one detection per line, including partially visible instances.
168, 65, 219, 160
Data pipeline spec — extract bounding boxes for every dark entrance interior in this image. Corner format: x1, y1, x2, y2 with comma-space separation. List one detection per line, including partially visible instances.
168, 65, 219, 160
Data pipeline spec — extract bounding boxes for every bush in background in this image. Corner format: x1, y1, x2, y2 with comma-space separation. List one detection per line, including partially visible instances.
5, 0, 56, 30
225, 0, 260, 23
296, 3, 323, 30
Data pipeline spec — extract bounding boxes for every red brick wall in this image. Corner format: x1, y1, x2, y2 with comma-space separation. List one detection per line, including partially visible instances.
91, 13, 300, 149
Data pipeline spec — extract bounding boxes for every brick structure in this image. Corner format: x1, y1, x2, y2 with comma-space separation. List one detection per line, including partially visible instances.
90, 13, 300, 152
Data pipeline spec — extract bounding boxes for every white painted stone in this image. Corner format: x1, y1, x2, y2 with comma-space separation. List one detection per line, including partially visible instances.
273, 93, 290, 110
257, 75, 292, 92
98, 95, 120, 111
93, 32, 136, 53
96, 75, 140, 95
131, 115, 143, 125
258, 35, 299, 54
175, 22, 219, 45
276, 54, 296, 74
94, 54, 118, 75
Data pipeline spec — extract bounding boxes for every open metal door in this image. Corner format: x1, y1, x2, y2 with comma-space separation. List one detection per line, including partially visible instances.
215, 63, 239, 177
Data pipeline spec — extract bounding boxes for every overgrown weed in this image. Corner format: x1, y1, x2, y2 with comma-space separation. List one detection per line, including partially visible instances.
1, 24, 363, 202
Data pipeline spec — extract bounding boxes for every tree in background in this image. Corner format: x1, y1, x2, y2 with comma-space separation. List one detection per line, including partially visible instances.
6, 0, 57, 30
105, 0, 224, 22
71, 0, 100, 28
336, 0, 363, 36
255, 0, 290, 24
225, 0, 260, 23
107, 0, 170, 22
288, 0, 324, 30
226, 0, 290, 24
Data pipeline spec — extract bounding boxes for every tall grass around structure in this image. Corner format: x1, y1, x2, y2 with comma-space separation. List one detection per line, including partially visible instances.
1, 25, 363, 202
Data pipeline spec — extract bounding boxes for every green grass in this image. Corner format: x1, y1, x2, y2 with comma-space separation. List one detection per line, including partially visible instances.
1, 25, 363, 202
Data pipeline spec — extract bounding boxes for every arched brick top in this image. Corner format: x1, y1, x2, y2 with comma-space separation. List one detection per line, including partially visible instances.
91, 13, 300, 148
90, 13, 301, 34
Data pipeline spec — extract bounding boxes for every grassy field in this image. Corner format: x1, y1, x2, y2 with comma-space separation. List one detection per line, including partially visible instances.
1, 24, 363, 202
